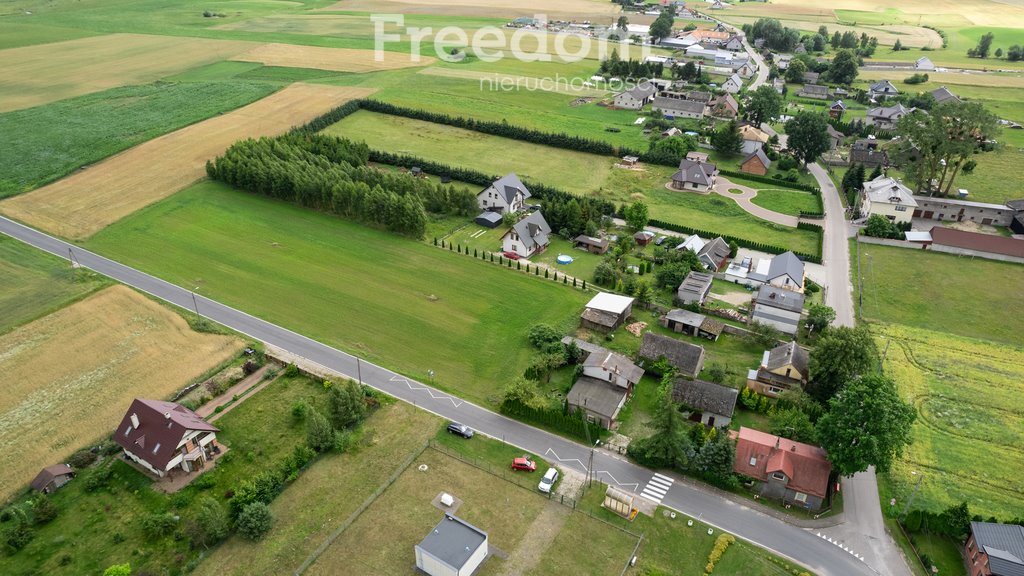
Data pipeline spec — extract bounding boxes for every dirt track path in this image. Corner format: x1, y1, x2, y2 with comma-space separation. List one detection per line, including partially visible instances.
497, 500, 571, 576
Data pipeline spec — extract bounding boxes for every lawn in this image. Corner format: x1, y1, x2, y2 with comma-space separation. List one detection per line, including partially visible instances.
749, 189, 823, 217
852, 240, 1024, 344
876, 323, 1024, 520
323, 109, 613, 194
0, 234, 109, 334
0, 285, 242, 502
86, 182, 589, 407
195, 400, 441, 576
0, 80, 277, 198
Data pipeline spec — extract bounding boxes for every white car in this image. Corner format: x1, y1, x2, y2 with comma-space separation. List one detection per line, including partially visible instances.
538, 467, 559, 494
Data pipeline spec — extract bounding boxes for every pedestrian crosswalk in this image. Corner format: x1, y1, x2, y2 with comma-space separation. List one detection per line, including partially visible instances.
640, 472, 674, 503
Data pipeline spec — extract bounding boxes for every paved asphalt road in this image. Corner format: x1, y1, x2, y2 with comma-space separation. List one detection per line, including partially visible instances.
807, 164, 914, 576
0, 215, 876, 576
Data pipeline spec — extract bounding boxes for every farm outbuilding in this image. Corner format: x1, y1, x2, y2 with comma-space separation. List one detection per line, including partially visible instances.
474, 211, 503, 228
30, 463, 75, 494
415, 514, 489, 576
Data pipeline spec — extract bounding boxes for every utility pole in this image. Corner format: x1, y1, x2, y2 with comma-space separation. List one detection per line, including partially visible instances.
880, 337, 891, 372
900, 471, 924, 521
357, 357, 362, 385
191, 291, 200, 318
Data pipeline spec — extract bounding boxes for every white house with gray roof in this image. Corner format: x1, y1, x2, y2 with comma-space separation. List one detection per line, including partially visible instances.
415, 514, 488, 576
614, 81, 658, 110
672, 157, 718, 192
723, 73, 744, 94
868, 79, 900, 100
582, 350, 644, 390
652, 96, 706, 119
478, 173, 531, 214
867, 102, 913, 130
750, 285, 805, 335
861, 176, 917, 224
766, 251, 805, 292
501, 211, 550, 258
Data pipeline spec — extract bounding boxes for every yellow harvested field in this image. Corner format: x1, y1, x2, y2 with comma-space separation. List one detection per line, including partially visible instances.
0, 285, 242, 501
230, 43, 434, 72
321, 0, 619, 20
0, 84, 376, 240
0, 33, 258, 112
724, 0, 1024, 28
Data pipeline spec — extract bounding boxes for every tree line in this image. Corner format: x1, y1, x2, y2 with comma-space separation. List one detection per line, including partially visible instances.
206, 134, 479, 238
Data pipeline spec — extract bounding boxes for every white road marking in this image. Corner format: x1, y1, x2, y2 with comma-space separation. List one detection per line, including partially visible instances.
389, 375, 463, 408
640, 473, 675, 504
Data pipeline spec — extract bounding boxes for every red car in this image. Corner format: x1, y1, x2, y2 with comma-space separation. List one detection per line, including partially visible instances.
502, 251, 521, 260
511, 456, 537, 472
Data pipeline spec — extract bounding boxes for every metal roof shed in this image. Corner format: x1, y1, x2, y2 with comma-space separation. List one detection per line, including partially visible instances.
415, 514, 489, 576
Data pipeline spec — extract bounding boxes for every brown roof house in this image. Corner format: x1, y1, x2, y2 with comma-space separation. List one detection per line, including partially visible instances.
569, 351, 645, 429
580, 292, 635, 332
711, 94, 739, 119
965, 521, 1024, 576
733, 427, 832, 510
661, 309, 724, 342
638, 332, 706, 378
30, 464, 75, 494
672, 378, 738, 428
114, 399, 220, 478
746, 341, 809, 398
574, 235, 609, 255
740, 148, 772, 176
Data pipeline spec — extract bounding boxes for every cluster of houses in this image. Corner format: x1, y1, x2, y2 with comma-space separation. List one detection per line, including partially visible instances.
614, 80, 741, 117
473, 173, 554, 260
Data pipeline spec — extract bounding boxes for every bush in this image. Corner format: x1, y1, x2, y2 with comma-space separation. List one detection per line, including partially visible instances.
705, 533, 736, 573
82, 464, 114, 492
187, 496, 230, 549
31, 496, 58, 525
103, 563, 131, 576
67, 448, 98, 469
236, 502, 274, 541
527, 324, 562, 349
142, 512, 177, 538
3, 516, 33, 554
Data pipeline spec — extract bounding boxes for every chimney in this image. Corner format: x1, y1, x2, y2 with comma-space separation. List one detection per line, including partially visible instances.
130, 413, 140, 429
164, 412, 171, 419
775, 437, 780, 449
791, 445, 797, 452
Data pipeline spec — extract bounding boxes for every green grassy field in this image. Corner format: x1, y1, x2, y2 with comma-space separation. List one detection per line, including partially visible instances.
86, 181, 589, 407
750, 189, 823, 216
853, 240, 1024, 344
324, 109, 613, 194
0, 81, 277, 198
0, 235, 109, 335
876, 324, 1024, 520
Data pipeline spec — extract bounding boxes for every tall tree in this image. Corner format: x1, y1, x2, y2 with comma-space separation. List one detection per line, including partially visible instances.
816, 373, 916, 476
692, 428, 736, 481
784, 58, 808, 84
650, 11, 675, 43
969, 32, 995, 58
785, 112, 831, 165
827, 50, 859, 85
807, 325, 879, 403
746, 85, 784, 126
617, 15, 629, 30
329, 379, 366, 430
805, 304, 837, 333
831, 31, 841, 49
624, 200, 649, 230
711, 119, 744, 155
627, 378, 693, 469
769, 408, 817, 444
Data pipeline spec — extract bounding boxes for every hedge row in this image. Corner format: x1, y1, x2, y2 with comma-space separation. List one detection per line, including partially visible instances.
648, 218, 822, 263
718, 168, 821, 194
500, 398, 603, 442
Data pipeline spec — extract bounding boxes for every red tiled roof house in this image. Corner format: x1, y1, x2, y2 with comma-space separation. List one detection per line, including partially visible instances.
114, 399, 220, 478
733, 427, 833, 510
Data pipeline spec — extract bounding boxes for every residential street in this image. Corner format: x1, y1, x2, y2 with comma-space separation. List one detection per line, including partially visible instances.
807, 163, 914, 576
0, 215, 876, 576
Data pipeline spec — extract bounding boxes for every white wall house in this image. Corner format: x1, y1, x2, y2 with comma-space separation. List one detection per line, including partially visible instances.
861, 176, 917, 225
114, 399, 220, 478
478, 173, 531, 214
415, 515, 489, 576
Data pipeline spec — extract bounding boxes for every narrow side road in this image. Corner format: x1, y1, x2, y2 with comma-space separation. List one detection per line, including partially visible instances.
0, 216, 875, 576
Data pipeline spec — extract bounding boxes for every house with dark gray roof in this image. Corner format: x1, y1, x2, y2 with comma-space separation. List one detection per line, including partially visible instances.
672, 157, 719, 192
474, 211, 503, 228
671, 378, 738, 428
697, 236, 730, 271
746, 340, 809, 397
416, 514, 489, 576
750, 285, 805, 335
850, 138, 888, 168
802, 71, 820, 84
614, 81, 658, 110
868, 79, 900, 100
930, 85, 961, 105
766, 250, 804, 292
676, 270, 714, 305
478, 173, 531, 214
796, 84, 829, 100
867, 103, 912, 130
652, 96, 707, 119
966, 521, 1024, 576
568, 376, 630, 429
501, 211, 550, 259
826, 124, 844, 150
638, 332, 706, 377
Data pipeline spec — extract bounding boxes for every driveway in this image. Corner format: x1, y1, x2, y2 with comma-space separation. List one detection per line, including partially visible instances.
713, 176, 799, 227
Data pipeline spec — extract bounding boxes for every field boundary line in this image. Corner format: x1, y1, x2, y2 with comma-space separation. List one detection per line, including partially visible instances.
293, 439, 429, 575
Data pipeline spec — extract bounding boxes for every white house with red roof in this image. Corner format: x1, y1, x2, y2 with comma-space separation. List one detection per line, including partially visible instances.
114, 399, 220, 478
